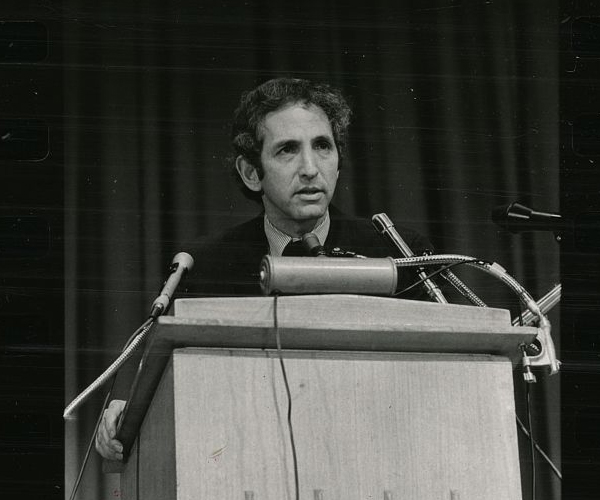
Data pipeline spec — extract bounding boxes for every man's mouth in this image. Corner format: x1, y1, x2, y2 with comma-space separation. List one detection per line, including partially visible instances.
296, 187, 324, 195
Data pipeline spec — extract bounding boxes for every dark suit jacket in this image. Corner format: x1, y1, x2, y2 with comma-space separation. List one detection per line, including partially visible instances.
181, 207, 432, 299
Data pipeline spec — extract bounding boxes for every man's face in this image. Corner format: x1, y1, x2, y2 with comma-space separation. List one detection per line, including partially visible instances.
256, 102, 339, 236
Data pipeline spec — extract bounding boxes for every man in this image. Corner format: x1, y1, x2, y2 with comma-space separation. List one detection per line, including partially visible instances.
180, 77, 431, 297
95, 77, 432, 460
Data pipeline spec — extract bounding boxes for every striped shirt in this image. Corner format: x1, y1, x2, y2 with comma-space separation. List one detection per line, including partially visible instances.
264, 211, 331, 256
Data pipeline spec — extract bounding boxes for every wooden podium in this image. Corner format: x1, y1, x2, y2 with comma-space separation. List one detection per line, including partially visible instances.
115, 295, 538, 500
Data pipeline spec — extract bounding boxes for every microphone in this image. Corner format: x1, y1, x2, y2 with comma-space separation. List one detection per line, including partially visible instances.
149, 252, 194, 319
491, 202, 564, 233
492, 202, 600, 251
259, 255, 397, 295
372, 213, 448, 303
302, 232, 327, 256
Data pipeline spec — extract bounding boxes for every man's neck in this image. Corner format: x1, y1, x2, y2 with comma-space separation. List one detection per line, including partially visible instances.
267, 215, 326, 238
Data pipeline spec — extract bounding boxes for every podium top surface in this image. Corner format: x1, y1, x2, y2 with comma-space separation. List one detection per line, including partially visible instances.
162, 294, 536, 355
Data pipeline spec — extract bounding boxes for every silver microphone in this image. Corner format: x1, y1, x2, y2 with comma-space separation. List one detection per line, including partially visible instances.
372, 213, 447, 303
150, 252, 194, 318
259, 255, 397, 296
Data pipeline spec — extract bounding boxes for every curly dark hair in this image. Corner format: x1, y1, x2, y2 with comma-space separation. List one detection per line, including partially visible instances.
230, 77, 352, 201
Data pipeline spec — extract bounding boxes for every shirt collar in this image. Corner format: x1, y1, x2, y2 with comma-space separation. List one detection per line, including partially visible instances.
264, 211, 331, 256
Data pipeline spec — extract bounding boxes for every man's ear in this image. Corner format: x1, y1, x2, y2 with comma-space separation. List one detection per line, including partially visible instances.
235, 156, 262, 192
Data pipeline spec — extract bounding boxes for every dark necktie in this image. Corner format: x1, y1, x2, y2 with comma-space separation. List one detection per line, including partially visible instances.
282, 239, 306, 256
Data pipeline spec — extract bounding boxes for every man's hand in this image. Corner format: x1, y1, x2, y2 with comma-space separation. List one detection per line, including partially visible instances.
95, 399, 126, 461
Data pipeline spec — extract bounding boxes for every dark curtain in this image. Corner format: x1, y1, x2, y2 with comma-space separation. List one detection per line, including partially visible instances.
63, 1, 560, 498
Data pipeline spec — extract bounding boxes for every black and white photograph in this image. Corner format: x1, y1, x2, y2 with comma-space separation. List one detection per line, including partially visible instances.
1, 1, 598, 499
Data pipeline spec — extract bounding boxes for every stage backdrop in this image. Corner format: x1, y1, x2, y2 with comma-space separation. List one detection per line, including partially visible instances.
62, 1, 560, 499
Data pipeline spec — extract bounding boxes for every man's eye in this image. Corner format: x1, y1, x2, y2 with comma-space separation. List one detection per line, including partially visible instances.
315, 140, 333, 151
278, 144, 297, 155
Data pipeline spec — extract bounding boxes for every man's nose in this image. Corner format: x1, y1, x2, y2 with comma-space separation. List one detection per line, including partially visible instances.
298, 148, 319, 177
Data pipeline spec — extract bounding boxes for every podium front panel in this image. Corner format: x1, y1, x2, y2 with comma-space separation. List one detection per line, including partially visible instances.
125, 347, 522, 500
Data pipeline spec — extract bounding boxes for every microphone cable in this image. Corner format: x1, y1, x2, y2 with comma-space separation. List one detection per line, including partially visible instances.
515, 414, 562, 481
272, 294, 300, 500
67, 380, 115, 500
518, 350, 562, 498
523, 370, 537, 500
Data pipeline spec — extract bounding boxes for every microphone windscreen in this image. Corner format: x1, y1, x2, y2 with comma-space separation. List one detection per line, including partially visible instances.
172, 252, 194, 271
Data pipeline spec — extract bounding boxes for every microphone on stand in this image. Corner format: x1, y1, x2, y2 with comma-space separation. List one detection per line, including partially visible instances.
301, 232, 327, 256
64, 251, 195, 419
149, 252, 194, 319
491, 202, 600, 251
491, 202, 565, 233
372, 213, 448, 303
